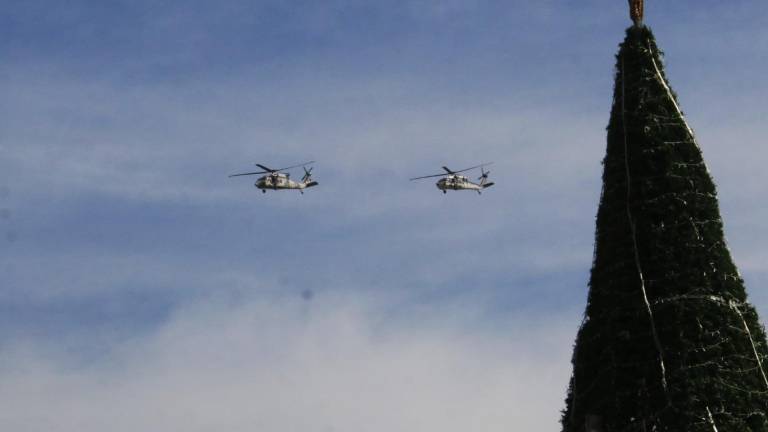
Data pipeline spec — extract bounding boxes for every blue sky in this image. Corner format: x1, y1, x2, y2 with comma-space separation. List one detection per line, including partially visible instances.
2, 1, 768, 430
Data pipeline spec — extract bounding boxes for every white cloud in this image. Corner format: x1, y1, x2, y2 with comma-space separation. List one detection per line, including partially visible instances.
0, 293, 577, 432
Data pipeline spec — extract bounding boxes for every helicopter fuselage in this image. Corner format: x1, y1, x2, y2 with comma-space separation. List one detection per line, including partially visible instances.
436, 175, 488, 193
255, 173, 317, 193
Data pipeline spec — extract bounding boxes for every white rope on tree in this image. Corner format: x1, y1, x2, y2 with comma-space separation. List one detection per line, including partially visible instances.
646, 42, 728, 221
621, 54, 670, 396
730, 300, 768, 390
706, 406, 720, 432
647, 44, 695, 141
648, 41, 768, 393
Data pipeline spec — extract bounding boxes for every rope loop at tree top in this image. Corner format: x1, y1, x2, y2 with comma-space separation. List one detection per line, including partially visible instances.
629, 0, 644, 26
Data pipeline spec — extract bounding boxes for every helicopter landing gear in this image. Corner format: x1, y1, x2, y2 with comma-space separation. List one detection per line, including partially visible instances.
262, 189, 266, 194
443, 190, 447, 194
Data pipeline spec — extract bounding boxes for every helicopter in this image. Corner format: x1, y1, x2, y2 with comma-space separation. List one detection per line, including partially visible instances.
410, 163, 494, 194
229, 161, 318, 194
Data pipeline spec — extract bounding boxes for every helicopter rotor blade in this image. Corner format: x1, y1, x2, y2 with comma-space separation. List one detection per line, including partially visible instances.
410, 173, 449, 181
255, 164, 275, 172
411, 162, 492, 181
268, 161, 316, 172
229, 171, 269, 177
452, 162, 493, 174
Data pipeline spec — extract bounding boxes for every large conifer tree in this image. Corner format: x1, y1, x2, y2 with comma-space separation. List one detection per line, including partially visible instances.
561, 23, 768, 432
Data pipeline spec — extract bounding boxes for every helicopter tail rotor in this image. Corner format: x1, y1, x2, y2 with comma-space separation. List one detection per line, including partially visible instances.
301, 166, 318, 188
302, 166, 314, 183
479, 167, 494, 189
478, 167, 490, 182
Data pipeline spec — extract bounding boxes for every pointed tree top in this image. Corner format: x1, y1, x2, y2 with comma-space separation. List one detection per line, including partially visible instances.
629, 0, 644, 26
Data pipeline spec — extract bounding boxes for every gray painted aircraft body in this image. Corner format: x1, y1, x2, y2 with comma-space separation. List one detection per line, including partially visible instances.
410, 163, 495, 194
229, 162, 318, 194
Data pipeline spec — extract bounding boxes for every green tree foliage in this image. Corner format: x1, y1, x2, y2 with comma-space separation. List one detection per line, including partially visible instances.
562, 25, 768, 432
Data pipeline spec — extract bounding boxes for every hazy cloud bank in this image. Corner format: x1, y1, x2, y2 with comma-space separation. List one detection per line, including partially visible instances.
0, 293, 577, 432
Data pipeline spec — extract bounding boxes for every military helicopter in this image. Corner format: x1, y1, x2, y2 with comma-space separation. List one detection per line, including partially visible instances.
410, 163, 494, 194
229, 161, 318, 194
